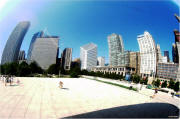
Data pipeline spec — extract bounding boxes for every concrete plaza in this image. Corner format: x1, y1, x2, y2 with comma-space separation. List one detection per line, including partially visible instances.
0, 77, 179, 119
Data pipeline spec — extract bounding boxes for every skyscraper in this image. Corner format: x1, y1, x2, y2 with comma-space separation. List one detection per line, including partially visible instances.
1, 21, 30, 64
137, 31, 157, 77
80, 43, 97, 70
61, 48, 72, 70
27, 31, 44, 61
129, 52, 140, 74
174, 30, 180, 43
97, 57, 105, 66
177, 42, 180, 64
28, 32, 59, 69
118, 51, 130, 66
156, 44, 162, 62
172, 43, 179, 63
164, 51, 170, 62
108, 33, 124, 66
18, 50, 26, 61
172, 30, 180, 64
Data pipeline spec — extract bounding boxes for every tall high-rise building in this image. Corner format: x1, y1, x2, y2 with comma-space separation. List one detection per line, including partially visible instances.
172, 43, 179, 63
172, 30, 180, 64
177, 42, 180, 64
174, 30, 180, 43
28, 32, 59, 69
27, 31, 44, 60
164, 51, 170, 62
156, 44, 162, 62
1, 21, 30, 64
97, 57, 105, 66
118, 51, 130, 66
18, 50, 26, 61
80, 43, 97, 70
108, 33, 124, 66
137, 31, 157, 77
61, 48, 72, 70
129, 52, 140, 74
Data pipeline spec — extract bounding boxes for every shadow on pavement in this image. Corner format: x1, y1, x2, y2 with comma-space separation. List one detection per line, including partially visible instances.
10, 84, 19, 86
63, 103, 179, 118
61, 88, 69, 90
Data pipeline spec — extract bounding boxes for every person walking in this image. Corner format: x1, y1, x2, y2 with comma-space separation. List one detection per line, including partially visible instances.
5, 76, 8, 86
10, 76, 12, 86
59, 81, 63, 88
151, 88, 158, 98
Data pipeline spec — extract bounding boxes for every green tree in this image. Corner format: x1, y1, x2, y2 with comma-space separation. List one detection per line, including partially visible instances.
81, 70, 89, 75
29, 61, 43, 74
140, 77, 148, 85
18, 61, 30, 76
2, 62, 19, 75
168, 79, 175, 89
70, 71, 79, 78
161, 81, 167, 88
0, 65, 4, 74
96, 71, 103, 77
70, 67, 81, 75
174, 82, 179, 92
154, 79, 160, 87
132, 74, 141, 83
47, 64, 60, 74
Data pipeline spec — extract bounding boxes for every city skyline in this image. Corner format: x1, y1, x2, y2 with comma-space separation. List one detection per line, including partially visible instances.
0, 0, 179, 64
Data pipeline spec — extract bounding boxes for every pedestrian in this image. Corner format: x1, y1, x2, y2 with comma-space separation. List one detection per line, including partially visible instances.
155, 88, 158, 94
137, 83, 141, 91
5, 76, 8, 86
10, 76, 12, 86
59, 81, 63, 88
151, 88, 158, 98
171, 92, 174, 98
140, 83, 143, 90
0, 75, 2, 81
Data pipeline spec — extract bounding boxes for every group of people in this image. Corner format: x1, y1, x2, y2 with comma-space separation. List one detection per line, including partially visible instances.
0, 75, 20, 86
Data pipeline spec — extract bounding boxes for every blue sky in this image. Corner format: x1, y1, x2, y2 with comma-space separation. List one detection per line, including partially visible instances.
0, 0, 179, 63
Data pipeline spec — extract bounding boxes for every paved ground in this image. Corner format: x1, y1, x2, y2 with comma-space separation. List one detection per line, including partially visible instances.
83, 75, 180, 108
0, 77, 179, 119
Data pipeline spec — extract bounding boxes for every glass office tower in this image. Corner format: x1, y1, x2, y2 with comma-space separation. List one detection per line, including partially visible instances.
108, 33, 124, 66
80, 43, 97, 70
1, 21, 30, 64
28, 32, 59, 69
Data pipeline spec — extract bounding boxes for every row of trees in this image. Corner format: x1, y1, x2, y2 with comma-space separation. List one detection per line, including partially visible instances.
0, 61, 43, 76
80, 70, 150, 85
1, 62, 179, 92
153, 79, 179, 92
0, 61, 81, 78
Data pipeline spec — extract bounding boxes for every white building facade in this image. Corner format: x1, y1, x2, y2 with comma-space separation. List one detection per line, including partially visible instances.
80, 43, 97, 70
97, 57, 105, 66
137, 31, 157, 77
